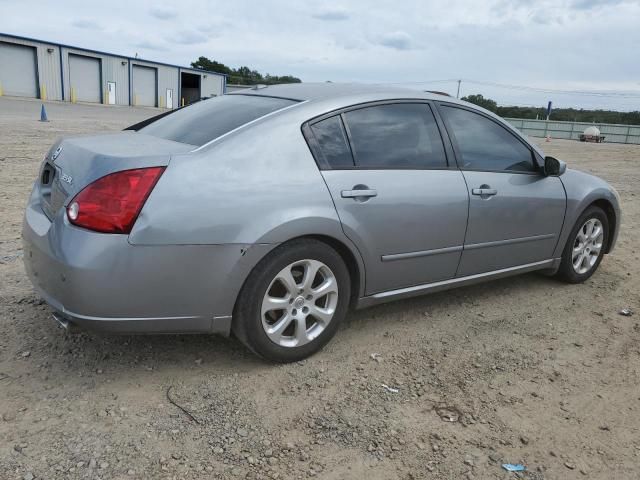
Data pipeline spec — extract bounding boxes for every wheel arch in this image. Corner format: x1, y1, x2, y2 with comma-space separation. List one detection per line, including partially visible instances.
588, 198, 617, 253
232, 232, 366, 323
303, 234, 364, 309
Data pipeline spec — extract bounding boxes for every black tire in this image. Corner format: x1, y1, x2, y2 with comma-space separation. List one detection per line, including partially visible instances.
233, 239, 351, 363
556, 206, 609, 284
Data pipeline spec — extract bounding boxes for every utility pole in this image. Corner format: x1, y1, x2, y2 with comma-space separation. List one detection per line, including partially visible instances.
456, 79, 461, 99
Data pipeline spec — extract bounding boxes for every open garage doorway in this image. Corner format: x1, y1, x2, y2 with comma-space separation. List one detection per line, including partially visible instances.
181, 72, 201, 106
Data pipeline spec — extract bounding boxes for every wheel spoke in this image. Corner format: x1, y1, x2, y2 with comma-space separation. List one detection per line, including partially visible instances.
309, 305, 334, 325
276, 267, 299, 296
266, 314, 294, 342
301, 260, 322, 292
584, 220, 594, 238
262, 295, 289, 314
294, 317, 309, 344
577, 228, 587, 243
311, 278, 338, 299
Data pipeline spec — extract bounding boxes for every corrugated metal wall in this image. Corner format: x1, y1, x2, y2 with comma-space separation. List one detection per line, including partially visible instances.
506, 118, 640, 145
0, 34, 62, 100
62, 47, 130, 105
100, 54, 130, 105
132, 60, 178, 108
0, 34, 226, 108
198, 70, 224, 97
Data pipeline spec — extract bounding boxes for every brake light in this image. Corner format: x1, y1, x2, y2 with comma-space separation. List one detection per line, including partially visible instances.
67, 167, 165, 234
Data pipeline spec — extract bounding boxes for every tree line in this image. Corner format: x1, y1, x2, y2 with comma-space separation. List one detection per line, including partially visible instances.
191, 56, 301, 85
461, 94, 640, 126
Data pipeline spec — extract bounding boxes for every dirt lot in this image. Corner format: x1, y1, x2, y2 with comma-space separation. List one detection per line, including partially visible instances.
1, 96, 639, 480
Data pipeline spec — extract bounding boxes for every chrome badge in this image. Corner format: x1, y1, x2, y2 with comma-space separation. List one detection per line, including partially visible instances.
51, 146, 63, 161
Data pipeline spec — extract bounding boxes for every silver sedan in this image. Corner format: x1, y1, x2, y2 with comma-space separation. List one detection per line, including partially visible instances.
22, 83, 621, 362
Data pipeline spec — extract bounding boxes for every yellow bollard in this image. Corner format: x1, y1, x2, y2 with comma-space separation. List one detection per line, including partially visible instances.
0, 82, 4, 96
40, 85, 47, 101
71, 87, 77, 103
181, 97, 185, 107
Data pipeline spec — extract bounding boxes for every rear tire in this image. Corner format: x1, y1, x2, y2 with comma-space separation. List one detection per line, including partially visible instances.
233, 239, 350, 363
556, 206, 608, 284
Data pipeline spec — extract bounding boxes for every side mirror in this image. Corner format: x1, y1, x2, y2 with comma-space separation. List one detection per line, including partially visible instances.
544, 156, 567, 176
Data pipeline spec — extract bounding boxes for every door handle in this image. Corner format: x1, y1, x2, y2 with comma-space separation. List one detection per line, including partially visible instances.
472, 187, 497, 196
341, 189, 377, 199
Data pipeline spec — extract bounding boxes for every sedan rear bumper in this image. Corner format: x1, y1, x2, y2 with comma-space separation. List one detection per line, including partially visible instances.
22, 186, 273, 335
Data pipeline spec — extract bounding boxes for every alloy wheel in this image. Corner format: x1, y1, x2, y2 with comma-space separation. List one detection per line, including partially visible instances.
572, 218, 604, 274
261, 259, 339, 347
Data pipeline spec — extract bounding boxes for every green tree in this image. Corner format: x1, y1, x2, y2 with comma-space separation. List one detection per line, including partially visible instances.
190, 56, 233, 76
461, 94, 498, 113
459, 93, 640, 125
191, 56, 301, 85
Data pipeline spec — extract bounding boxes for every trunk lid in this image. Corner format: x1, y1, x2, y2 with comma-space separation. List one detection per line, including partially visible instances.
39, 131, 193, 219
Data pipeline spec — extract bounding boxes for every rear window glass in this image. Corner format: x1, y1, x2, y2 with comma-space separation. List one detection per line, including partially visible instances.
139, 94, 298, 146
309, 116, 355, 168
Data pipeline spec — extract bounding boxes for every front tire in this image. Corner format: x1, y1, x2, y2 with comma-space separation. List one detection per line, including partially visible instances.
556, 206, 608, 283
233, 239, 351, 362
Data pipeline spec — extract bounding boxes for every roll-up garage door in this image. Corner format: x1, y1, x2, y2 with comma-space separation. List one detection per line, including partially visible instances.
132, 65, 157, 107
0, 42, 38, 98
69, 54, 101, 103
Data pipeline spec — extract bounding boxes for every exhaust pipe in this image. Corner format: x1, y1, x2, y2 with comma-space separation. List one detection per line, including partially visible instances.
51, 312, 79, 333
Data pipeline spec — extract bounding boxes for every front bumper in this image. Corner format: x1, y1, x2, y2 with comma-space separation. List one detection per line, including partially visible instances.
22, 186, 273, 335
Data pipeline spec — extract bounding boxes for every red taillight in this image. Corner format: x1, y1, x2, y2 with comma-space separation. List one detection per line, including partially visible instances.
67, 167, 165, 234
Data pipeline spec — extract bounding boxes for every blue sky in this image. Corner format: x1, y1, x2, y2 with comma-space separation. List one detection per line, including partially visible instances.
2, 0, 639, 110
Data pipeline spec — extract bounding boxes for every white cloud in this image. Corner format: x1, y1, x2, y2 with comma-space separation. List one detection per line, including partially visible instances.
312, 7, 349, 21
376, 31, 413, 50
170, 30, 208, 45
149, 6, 178, 20
71, 18, 102, 30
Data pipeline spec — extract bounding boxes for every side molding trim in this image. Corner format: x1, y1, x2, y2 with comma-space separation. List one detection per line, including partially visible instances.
465, 233, 556, 251
357, 258, 560, 309
381, 245, 463, 262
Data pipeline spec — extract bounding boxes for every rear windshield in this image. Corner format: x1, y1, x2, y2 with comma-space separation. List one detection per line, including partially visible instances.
139, 94, 298, 147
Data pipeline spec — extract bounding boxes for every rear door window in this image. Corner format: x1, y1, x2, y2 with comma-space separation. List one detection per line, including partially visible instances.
308, 116, 355, 168
343, 103, 447, 169
140, 94, 298, 147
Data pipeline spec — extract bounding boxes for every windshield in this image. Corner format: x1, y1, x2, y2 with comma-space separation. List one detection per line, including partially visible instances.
139, 94, 298, 147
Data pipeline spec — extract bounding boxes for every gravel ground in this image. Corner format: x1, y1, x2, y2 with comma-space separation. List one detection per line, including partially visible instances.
1, 96, 639, 480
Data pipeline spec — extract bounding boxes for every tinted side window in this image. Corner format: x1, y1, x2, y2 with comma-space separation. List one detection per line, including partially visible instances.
440, 106, 535, 172
343, 104, 447, 169
309, 116, 354, 168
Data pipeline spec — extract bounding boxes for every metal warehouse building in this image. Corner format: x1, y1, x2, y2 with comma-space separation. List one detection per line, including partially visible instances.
0, 33, 226, 108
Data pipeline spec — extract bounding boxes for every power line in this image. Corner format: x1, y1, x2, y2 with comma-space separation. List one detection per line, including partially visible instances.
383, 79, 640, 99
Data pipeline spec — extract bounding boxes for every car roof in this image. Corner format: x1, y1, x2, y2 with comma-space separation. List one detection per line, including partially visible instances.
226, 83, 545, 158
227, 82, 458, 104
